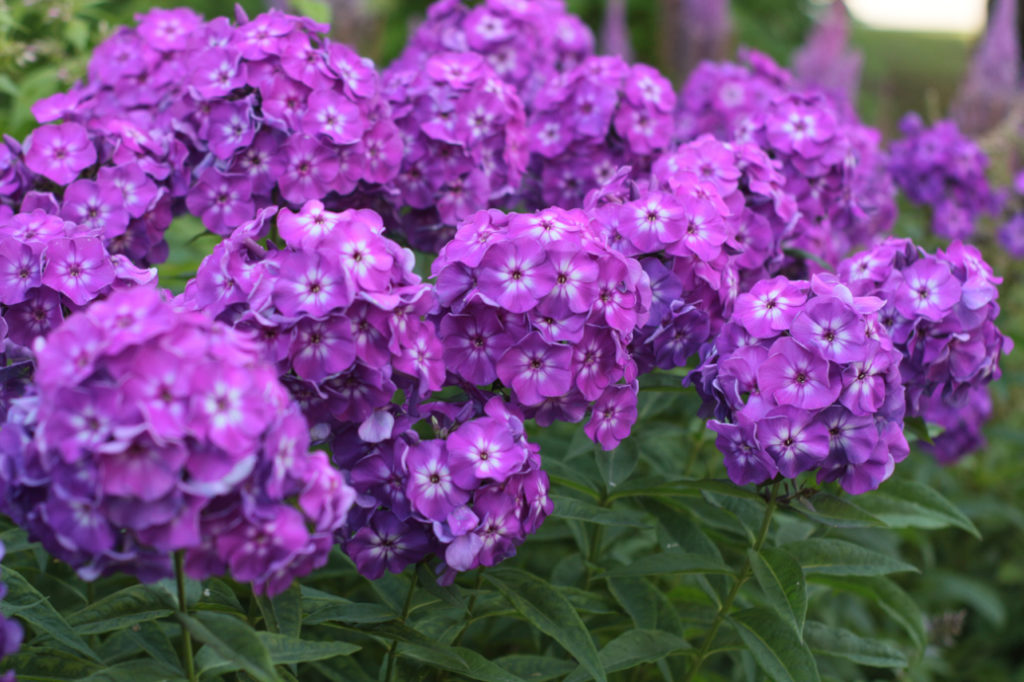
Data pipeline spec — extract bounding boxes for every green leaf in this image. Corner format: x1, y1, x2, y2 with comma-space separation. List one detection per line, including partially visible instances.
730, 608, 821, 682
0, 566, 99, 662
256, 584, 302, 638
601, 551, 731, 578
792, 494, 886, 528
260, 633, 359, 664
748, 548, 807, 635
177, 611, 277, 682
858, 480, 980, 538
1, 648, 101, 680
803, 621, 908, 668
125, 621, 182, 672
783, 539, 918, 576
564, 629, 690, 682
920, 571, 1006, 627
551, 495, 650, 527
416, 564, 467, 610
68, 584, 175, 635
64, 18, 90, 52
288, 0, 331, 23
495, 655, 576, 681
0, 74, 18, 97
486, 567, 606, 682
903, 416, 933, 444
608, 477, 765, 503
810, 576, 926, 652
303, 599, 395, 626
398, 641, 527, 682
559, 586, 617, 615
594, 439, 640, 489
606, 577, 659, 629
80, 658, 187, 681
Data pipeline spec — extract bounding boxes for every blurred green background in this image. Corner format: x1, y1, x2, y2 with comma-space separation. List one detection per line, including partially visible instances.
3, 1, 1023, 679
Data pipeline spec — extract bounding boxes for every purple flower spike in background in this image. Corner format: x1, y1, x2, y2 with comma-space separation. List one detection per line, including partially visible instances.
601, 0, 633, 61
792, 1, 863, 116
952, 0, 1021, 135
0, 287, 355, 595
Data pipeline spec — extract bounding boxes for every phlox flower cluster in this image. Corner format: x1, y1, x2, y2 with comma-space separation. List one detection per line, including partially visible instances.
28, 6, 403, 244
0, 542, 23, 677
838, 238, 1012, 460
678, 49, 896, 267
338, 396, 552, 583
690, 274, 908, 494
590, 134, 797, 372
678, 47, 795, 141
381, 52, 527, 251
0, 287, 355, 595
432, 207, 651, 450
180, 200, 444, 441
888, 113, 1000, 239
525, 56, 676, 208
391, 0, 593, 112
6, 112, 171, 266
0, 203, 156, 351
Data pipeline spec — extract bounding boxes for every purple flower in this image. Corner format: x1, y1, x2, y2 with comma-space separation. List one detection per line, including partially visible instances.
23, 123, 97, 185
759, 406, 830, 478
758, 337, 841, 410
405, 440, 470, 522
346, 511, 432, 580
41, 237, 117, 307
734, 277, 809, 338
477, 239, 557, 313
584, 383, 638, 450
496, 332, 573, 407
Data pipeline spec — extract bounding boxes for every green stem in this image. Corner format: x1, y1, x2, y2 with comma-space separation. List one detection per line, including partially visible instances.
174, 551, 197, 682
584, 493, 608, 590
682, 482, 780, 682
384, 573, 418, 682
451, 570, 485, 648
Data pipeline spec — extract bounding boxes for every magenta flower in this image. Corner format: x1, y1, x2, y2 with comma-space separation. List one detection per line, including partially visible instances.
448, 417, 525, 484
41, 237, 116, 306
584, 383, 638, 450
476, 240, 557, 313
709, 419, 777, 485
185, 168, 255, 236
496, 332, 573, 406
405, 440, 470, 522
757, 337, 841, 410
734, 277, 809, 338
346, 512, 431, 580
893, 258, 962, 322
759, 406, 830, 478
23, 123, 97, 185
790, 296, 867, 362
302, 89, 366, 145
0, 241, 41, 305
